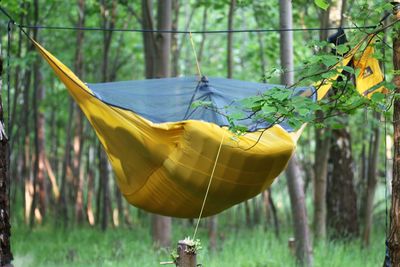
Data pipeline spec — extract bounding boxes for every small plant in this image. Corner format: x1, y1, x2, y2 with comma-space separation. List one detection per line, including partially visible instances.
170, 250, 179, 263
182, 237, 202, 255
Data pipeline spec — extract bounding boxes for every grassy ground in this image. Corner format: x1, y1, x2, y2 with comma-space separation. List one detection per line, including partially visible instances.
11, 222, 386, 267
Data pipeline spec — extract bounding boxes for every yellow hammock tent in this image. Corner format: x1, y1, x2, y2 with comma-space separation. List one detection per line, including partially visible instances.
31, 35, 384, 218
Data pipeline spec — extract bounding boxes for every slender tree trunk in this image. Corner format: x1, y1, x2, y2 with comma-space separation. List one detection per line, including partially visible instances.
99, 148, 110, 231
30, 0, 47, 224
98, 0, 116, 231
313, 6, 331, 240
227, 0, 236, 79
171, 0, 180, 77
313, 118, 330, 240
86, 146, 95, 226
0, 56, 13, 266
280, 1, 313, 266
268, 189, 280, 238
208, 216, 217, 252
197, 7, 208, 64
244, 200, 252, 227
388, 27, 400, 266
22, 11, 32, 224
58, 101, 73, 226
362, 112, 381, 247
252, 197, 261, 225
74, 0, 86, 225
141, 0, 172, 247
142, 0, 156, 79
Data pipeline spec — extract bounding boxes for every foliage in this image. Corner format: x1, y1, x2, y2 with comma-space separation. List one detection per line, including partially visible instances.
0, 0, 396, 265
314, 0, 330, 11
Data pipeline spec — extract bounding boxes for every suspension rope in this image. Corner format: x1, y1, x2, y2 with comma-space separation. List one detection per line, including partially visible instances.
193, 131, 225, 240
189, 32, 202, 79
0, 6, 376, 34
15, 24, 377, 34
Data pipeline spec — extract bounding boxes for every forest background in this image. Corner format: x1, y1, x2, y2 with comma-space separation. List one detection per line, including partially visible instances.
0, 0, 397, 266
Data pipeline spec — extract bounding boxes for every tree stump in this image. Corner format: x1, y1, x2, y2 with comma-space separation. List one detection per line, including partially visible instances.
175, 240, 197, 267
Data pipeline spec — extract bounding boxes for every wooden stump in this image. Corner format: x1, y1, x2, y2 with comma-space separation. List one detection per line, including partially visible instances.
176, 240, 197, 267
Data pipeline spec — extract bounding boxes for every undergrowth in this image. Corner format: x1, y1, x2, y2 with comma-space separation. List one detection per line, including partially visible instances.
12, 222, 385, 267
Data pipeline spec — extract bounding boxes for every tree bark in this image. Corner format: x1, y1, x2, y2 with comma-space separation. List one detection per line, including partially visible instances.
141, 0, 172, 247
280, 1, 313, 266
227, 0, 236, 78
208, 216, 218, 252
86, 146, 95, 226
30, 0, 47, 225
22, 5, 33, 225
141, 0, 156, 79
388, 27, 400, 266
362, 112, 381, 247
327, 128, 359, 239
74, 0, 86, 225
0, 56, 13, 266
98, 0, 117, 231
285, 157, 313, 267
313, 5, 331, 240
313, 127, 330, 240
171, 0, 180, 77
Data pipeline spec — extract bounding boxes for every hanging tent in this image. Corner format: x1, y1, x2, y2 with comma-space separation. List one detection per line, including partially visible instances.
31, 34, 384, 218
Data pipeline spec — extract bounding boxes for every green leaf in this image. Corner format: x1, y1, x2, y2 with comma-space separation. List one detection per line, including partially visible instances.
336, 44, 350, 55
342, 66, 355, 74
261, 105, 276, 114
331, 123, 345, 129
320, 55, 339, 67
314, 0, 329, 10
371, 92, 385, 102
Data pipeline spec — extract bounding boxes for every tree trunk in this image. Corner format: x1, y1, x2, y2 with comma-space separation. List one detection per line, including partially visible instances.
388, 27, 400, 266
74, 0, 86, 225
30, 0, 47, 224
227, 0, 236, 78
22, 9, 33, 224
99, 148, 110, 231
208, 216, 217, 252
313, 5, 331, 240
0, 56, 13, 266
98, 0, 116, 231
268, 189, 280, 238
142, 0, 172, 247
171, 0, 180, 77
141, 0, 156, 79
313, 127, 330, 240
362, 112, 381, 247
58, 100, 73, 226
86, 146, 95, 226
285, 157, 313, 267
327, 128, 359, 239
280, 1, 313, 265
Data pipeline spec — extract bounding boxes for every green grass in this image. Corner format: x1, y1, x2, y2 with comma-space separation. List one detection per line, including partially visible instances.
11, 223, 386, 267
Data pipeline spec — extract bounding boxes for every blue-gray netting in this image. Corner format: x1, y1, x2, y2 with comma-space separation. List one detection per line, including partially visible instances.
87, 76, 316, 133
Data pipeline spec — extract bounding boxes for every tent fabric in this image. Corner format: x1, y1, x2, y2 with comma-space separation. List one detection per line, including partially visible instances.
31, 34, 384, 218
87, 76, 316, 132
353, 42, 385, 97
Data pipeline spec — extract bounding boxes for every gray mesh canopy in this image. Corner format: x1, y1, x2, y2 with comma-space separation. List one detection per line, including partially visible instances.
87, 76, 316, 132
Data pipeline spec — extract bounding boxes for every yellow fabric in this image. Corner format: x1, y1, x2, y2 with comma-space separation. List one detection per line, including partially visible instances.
353, 42, 385, 97
33, 41, 295, 218
315, 35, 385, 100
